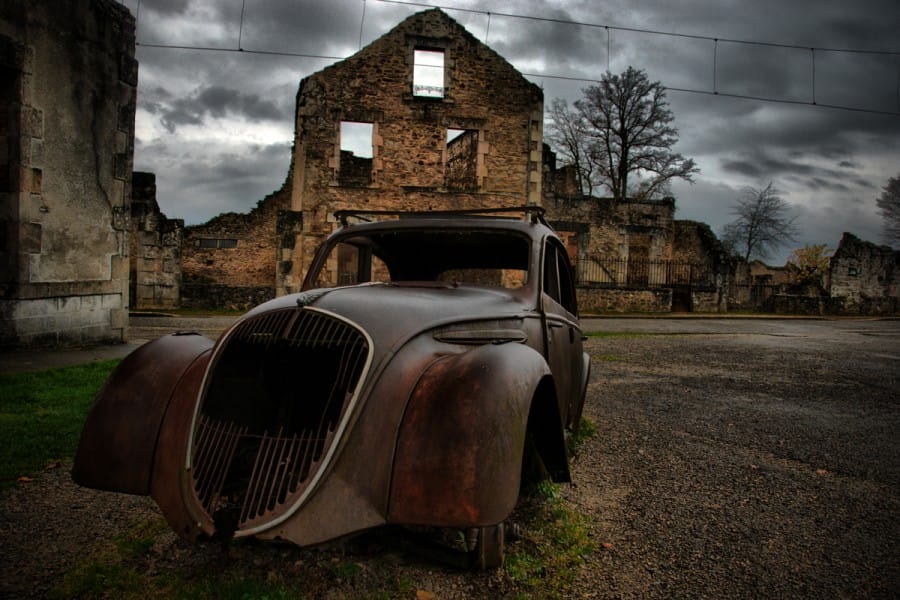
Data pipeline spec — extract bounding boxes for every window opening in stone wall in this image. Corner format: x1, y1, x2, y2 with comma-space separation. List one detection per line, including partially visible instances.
413, 49, 444, 98
198, 238, 238, 249
445, 128, 478, 192
339, 121, 373, 186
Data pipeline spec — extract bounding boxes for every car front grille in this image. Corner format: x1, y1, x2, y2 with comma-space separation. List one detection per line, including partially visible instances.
189, 308, 370, 532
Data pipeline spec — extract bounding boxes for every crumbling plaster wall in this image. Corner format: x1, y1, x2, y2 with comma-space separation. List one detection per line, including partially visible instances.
279, 8, 544, 294
0, 0, 136, 347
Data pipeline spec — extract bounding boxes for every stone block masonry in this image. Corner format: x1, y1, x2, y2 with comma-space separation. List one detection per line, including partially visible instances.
279, 8, 544, 294
0, 0, 137, 348
829, 232, 899, 315
130, 172, 183, 310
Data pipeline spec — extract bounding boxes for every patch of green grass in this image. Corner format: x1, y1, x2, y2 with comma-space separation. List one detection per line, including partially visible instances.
595, 354, 622, 361
52, 516, 310, 600
50, 516, 167, 600
568, 416, 597, 456
0, 360, 119, 488
504, 481, 595, 598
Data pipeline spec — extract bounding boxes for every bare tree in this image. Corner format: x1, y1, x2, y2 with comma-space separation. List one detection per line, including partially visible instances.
545, 98, 596, 195
876, 174, 900, 247
721, 183, 799, 262
573, 66, 698, 200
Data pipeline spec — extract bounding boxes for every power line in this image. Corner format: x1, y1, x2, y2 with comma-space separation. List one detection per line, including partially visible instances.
131, 0, 900, 117
376, 0, 900, 57
525, 72, 900, 117
136, 42, 343, 62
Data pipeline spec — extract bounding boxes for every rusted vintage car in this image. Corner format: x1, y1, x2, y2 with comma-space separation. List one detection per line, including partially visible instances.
73, 206, 590, 568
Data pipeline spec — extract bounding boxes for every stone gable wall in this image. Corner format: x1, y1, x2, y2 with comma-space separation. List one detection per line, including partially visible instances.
279, 8, 544, 294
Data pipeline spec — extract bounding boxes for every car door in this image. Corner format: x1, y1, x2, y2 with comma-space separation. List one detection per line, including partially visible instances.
540, 237, 585, 429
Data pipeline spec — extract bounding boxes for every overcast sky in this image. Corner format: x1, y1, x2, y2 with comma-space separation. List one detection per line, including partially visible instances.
118, 0, 900, 264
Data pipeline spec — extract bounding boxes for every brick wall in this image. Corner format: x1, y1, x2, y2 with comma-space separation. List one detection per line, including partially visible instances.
578, 287, 672, 314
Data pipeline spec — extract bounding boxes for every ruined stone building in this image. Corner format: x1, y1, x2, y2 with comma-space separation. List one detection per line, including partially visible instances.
829, 232, 899, 314
182, 8, 544, 304
278, 8, 544, 294
540, 151, 730, 312
0, 1, 136, 347
181, 7, 740, 313
181, 181, 291, 310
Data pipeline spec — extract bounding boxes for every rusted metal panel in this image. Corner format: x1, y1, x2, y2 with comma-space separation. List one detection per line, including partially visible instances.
72, 333, 213, 495
150, 347, 214, 542
388, 343, 549, 527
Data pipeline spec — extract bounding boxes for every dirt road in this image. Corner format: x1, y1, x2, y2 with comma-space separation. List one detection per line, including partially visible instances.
1, 317, 898, 597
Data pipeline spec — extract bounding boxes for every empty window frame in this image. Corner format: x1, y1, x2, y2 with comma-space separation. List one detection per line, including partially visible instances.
339, 121, 373, 186
198, 238, 238, 249
413, 49, 444, 98
445, 128, 479, 192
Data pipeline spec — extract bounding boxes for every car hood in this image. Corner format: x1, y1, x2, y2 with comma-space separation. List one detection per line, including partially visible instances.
245, 282, 534, 352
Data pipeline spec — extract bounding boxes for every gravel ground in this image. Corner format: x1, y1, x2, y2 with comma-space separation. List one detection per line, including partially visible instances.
1, 318, 898, 598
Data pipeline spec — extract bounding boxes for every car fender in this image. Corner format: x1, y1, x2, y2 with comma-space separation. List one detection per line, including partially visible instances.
72, 333, 214, 495
388, 342, 552, 528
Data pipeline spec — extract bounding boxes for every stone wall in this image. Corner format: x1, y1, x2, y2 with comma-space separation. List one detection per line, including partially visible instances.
279, 8, 544, 294
0, 1, 136, 348
829, 232, 899, 315
179, 282, 274, 312
181, 178, 290, 309
578, 286, 672, 314
130, 172, 183, 310
544, 195, 676, 262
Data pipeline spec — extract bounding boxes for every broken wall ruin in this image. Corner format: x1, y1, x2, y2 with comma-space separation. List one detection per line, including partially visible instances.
278, 8, 544, 294
541, 192, 729, 312
829, 232, 899, 315
180, 180, 290, 310
130, 172, 182, 310
0, 0, 136, 347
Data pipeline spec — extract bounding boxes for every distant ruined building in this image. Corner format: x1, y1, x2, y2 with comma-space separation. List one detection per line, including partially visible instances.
829, 233, 899, 315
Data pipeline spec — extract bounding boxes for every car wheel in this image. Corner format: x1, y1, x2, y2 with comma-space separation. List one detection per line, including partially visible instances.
471, 524, 505, 569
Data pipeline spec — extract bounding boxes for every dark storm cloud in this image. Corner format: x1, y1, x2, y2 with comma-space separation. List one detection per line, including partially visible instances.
228, 0, 364, 57
135, 0, 190, 17
117, 0, 898, 254
154, 86, 286, 133
136, 140, 292, 224
482, 6, 601, 76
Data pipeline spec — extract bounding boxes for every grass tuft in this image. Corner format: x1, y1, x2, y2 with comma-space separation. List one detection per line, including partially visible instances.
504, 481, 595, 597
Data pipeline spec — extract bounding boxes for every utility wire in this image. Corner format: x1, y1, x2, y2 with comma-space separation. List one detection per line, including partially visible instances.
132, 0, 900, 117
526, 71, 900, 117
376, 0, 900, 56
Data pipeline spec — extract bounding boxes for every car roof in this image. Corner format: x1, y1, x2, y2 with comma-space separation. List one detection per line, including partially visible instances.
331, 206, 557, 240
